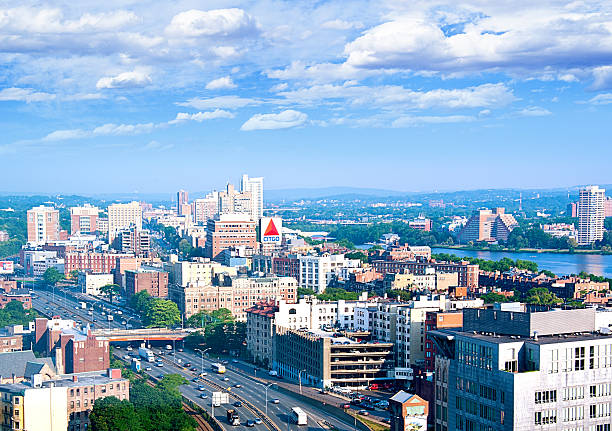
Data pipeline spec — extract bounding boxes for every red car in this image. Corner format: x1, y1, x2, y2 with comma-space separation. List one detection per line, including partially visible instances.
341, 404, 350, 409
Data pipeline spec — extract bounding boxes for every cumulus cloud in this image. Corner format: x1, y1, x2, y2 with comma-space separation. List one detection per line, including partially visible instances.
205, 76, 237, 90
166, 8, 257, 38
517, 106, 552, 117
178, 95, 261, 109
0, 87, 56, 102
169, 109, 235, 123
591, 66, 612, 91
241, 110, 307, 131
96, 71, 152, 89
277, 82, 516, 109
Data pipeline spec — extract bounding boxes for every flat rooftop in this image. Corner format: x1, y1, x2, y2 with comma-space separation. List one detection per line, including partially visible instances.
435, 329, 612, 345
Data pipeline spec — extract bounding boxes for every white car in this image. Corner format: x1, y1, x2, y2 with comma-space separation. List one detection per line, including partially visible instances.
271, 399, 280, 404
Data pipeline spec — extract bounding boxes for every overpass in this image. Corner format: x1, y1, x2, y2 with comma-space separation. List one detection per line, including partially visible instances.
92, 327, 195, 342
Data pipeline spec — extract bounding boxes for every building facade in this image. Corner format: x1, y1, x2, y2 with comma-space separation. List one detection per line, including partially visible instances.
107, 202, 142, 243
27, 206, 59, 245
70, 204, 99, 235
205, 214, 257, 260
125, 269, 168, 298
578, 185, 606, 245
457, 208, 518, 244
241, 174, 264, 221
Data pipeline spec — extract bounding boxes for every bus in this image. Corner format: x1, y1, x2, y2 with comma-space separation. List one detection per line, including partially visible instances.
291, 407, 307, 425
211, 363, 226, 374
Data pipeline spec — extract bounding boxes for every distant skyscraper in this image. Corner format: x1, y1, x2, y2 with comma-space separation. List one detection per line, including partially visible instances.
577, 185, 605, 245
241, 174, 264, 221
108, 201, 142, 243
27, 205, 59, 244
177, 189, 189, 216
192, 192, 219, 224
218, 183, 252, 218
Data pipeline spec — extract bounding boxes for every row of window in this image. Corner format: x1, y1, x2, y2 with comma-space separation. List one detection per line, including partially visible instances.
535, 404, 611, 425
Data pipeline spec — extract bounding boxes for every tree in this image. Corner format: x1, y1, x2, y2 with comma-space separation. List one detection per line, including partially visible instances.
69, 269, 79, 279
387, 289, 412, 302
297, 288, 315, 297
345, 251, 368, 263
43, 267, 64, 287
156, 374, 188, 397
178, 239, 193, 257
100, 284, 121, 304
89, 397, 143, 431
481, 292, 511, 304
316, 287, 360, 301
129, 290, 152, 313
143, 299, 180, 328
526, 287, 562, 305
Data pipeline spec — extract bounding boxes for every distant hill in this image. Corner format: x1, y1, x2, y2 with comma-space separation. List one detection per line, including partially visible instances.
266, 187, 410, 201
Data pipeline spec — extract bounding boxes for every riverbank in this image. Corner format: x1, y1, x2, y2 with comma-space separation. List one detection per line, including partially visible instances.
433, 245, 612, 256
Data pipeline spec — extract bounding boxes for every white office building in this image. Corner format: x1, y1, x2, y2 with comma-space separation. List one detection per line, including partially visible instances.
107, 202, 142, 243
578, 185, 606, 245
241, 174, 264, 221
298, 254, 360, 293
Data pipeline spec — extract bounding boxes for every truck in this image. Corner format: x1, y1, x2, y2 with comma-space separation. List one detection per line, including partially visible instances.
138, 347, 155, 363
107, 314, 114, 321
212, 363, 226, 374
291, 407, 307, 426
226, 409, 240, 426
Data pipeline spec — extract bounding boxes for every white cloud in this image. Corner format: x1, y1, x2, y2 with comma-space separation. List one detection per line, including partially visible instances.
587, 93, 612, 105
241, 110, 307, 131
96, 71, 152, 89
205, 76, 237, 90
278, 82, 516, 109
392, 115, 475, 127
517, 106, 552, 117
591, 66, 612, 91
143, 140, 174, 152
42, 129, 89, 141
178, 95, 261, 109
170, 109, 235, 124
321, 19, 363, 30
92, 123, 156, 135
166, 9, 257, 38
0, 87, 56, 102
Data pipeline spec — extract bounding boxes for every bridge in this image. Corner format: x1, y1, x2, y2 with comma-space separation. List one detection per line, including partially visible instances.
92, 327, 195, 342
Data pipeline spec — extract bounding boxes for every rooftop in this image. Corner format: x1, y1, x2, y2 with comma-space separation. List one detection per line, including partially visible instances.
434, 329, 612, 345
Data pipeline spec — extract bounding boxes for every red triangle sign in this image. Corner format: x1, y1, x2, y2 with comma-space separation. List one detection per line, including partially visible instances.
264, 219, 279, 236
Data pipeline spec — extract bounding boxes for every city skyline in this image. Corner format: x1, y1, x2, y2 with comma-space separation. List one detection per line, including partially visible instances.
0, 1, 611, 192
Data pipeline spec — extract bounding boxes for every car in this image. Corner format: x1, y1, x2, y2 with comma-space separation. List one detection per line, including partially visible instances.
145, 367, 152, 371
271, 399, 280, 404
126, 346, 133, 351
93, 319, 97, 322
221, 360, 229, 365
158, 374, 164, 379
341, 404, 351, 409
254, 418, 262, 425
234, 384, 242, 388
198, 386, 206, 391
234, 401, 242, 407
192, 377, 199, 382
223, 377, 229, 381
232, 359, 238, 363
200, 394, 208, 399
350, 399, 362, 405
123, 355, 130, 360
178, 348, 184, 352
200, 372, 208, 377
156, 362, 163, 367
191, 367, 198, 372
358, 410, 370, 416
246, 420, 255, 427
121, 320, 127, 325
185, 362, 191, 367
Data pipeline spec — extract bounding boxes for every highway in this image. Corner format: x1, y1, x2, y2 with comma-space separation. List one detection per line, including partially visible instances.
31, 285, 365, 431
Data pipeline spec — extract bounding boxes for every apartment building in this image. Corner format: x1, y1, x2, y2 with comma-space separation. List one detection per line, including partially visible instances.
299, 254, 359, 293
457, 207, 518, 243
69, 204, 99, 235
372, 259, 479, 289
383, 269, 459, 293
0, 368, 128, 431
274, 329, 394, 389
77, 273, 114, 296
64, 251, 130, 276
125, 269, 168, 298
117, 226, 151, 257
0, 289, 32, 310
578, 185, 606, 245
167, 258, 237, 287
241, 174, 264, 221
107, 201, 142, 243
205, 214, 257, 260
171, 275, 297, 321
26, 206, 59, 245
431, 307, 612, 431
218, 183, 252, 217
192, 192, 219, 224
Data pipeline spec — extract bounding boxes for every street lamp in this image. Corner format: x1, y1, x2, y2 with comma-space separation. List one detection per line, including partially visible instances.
257, 382, 274, 417
298, 369, 307, 395
196, 348, 212, 374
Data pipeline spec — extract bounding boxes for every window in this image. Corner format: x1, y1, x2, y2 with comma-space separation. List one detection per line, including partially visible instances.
534, 409, 557, 425
535, 390, 557, 404
575, 347, 585, 371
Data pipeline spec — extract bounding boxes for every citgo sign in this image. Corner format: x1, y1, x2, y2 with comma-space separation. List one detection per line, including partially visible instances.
260, 217, 282, 244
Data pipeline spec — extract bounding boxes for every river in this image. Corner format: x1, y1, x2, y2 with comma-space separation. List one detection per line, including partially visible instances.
431, 247, 612, 278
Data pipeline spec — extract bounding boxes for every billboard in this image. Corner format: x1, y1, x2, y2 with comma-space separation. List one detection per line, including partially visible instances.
0, 261, 14, 274
260, 217, 282, 245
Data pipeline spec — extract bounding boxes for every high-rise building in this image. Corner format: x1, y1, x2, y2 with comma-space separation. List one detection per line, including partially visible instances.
192, 192, 219, 224
27, 205, 60, 245
117, 226, 151, 257
457, 207, 518, 243
218, 183, 252, 217
177, 189, 190, 216
431, 307, 612, 431
107, 201, 142, 243
205, 214, 257, 260
578, 185, 606, 245
69, 204, 99, 234
606, 197, 612, 218
241, 174, 264, 221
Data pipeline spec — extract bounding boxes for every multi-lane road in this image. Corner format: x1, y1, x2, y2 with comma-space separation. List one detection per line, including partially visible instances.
30, 285, 368, 431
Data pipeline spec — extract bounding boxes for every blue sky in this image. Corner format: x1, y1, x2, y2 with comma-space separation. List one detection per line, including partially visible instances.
1, 1, 612, 193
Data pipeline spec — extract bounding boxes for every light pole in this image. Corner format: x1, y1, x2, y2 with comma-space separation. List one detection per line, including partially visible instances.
196, 348, 212, 374
257, 382, 274, 417
298, 369, 306, 395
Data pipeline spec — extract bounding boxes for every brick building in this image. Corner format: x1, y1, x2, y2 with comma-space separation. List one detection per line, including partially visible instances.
70, 204, 99, 235
27, 205, 60, 245
0, 289, 32, 310
423, 311, 462, 372
205, 214, 257, 260
125, 269, 168, 298
64, 251, 130, 276
34, 318, 110, 374
372, 259, 479, 288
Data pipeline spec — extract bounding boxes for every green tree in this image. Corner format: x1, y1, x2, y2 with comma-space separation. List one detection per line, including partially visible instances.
316, 287, 360, 301
480, 292, 512, 304
297, 287, 315, 297
387, 289, 412, 302
345, 251, 368, 263
129, 290, 152, 313
156, 374, 188, 397
69, 269, 79, 279
89, 397, 143, 431
100, 284, 121, 304
178, 239, 193, 257
43, 267, 64, 287
143, 299, 180, 328
526, 287, 562, 305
